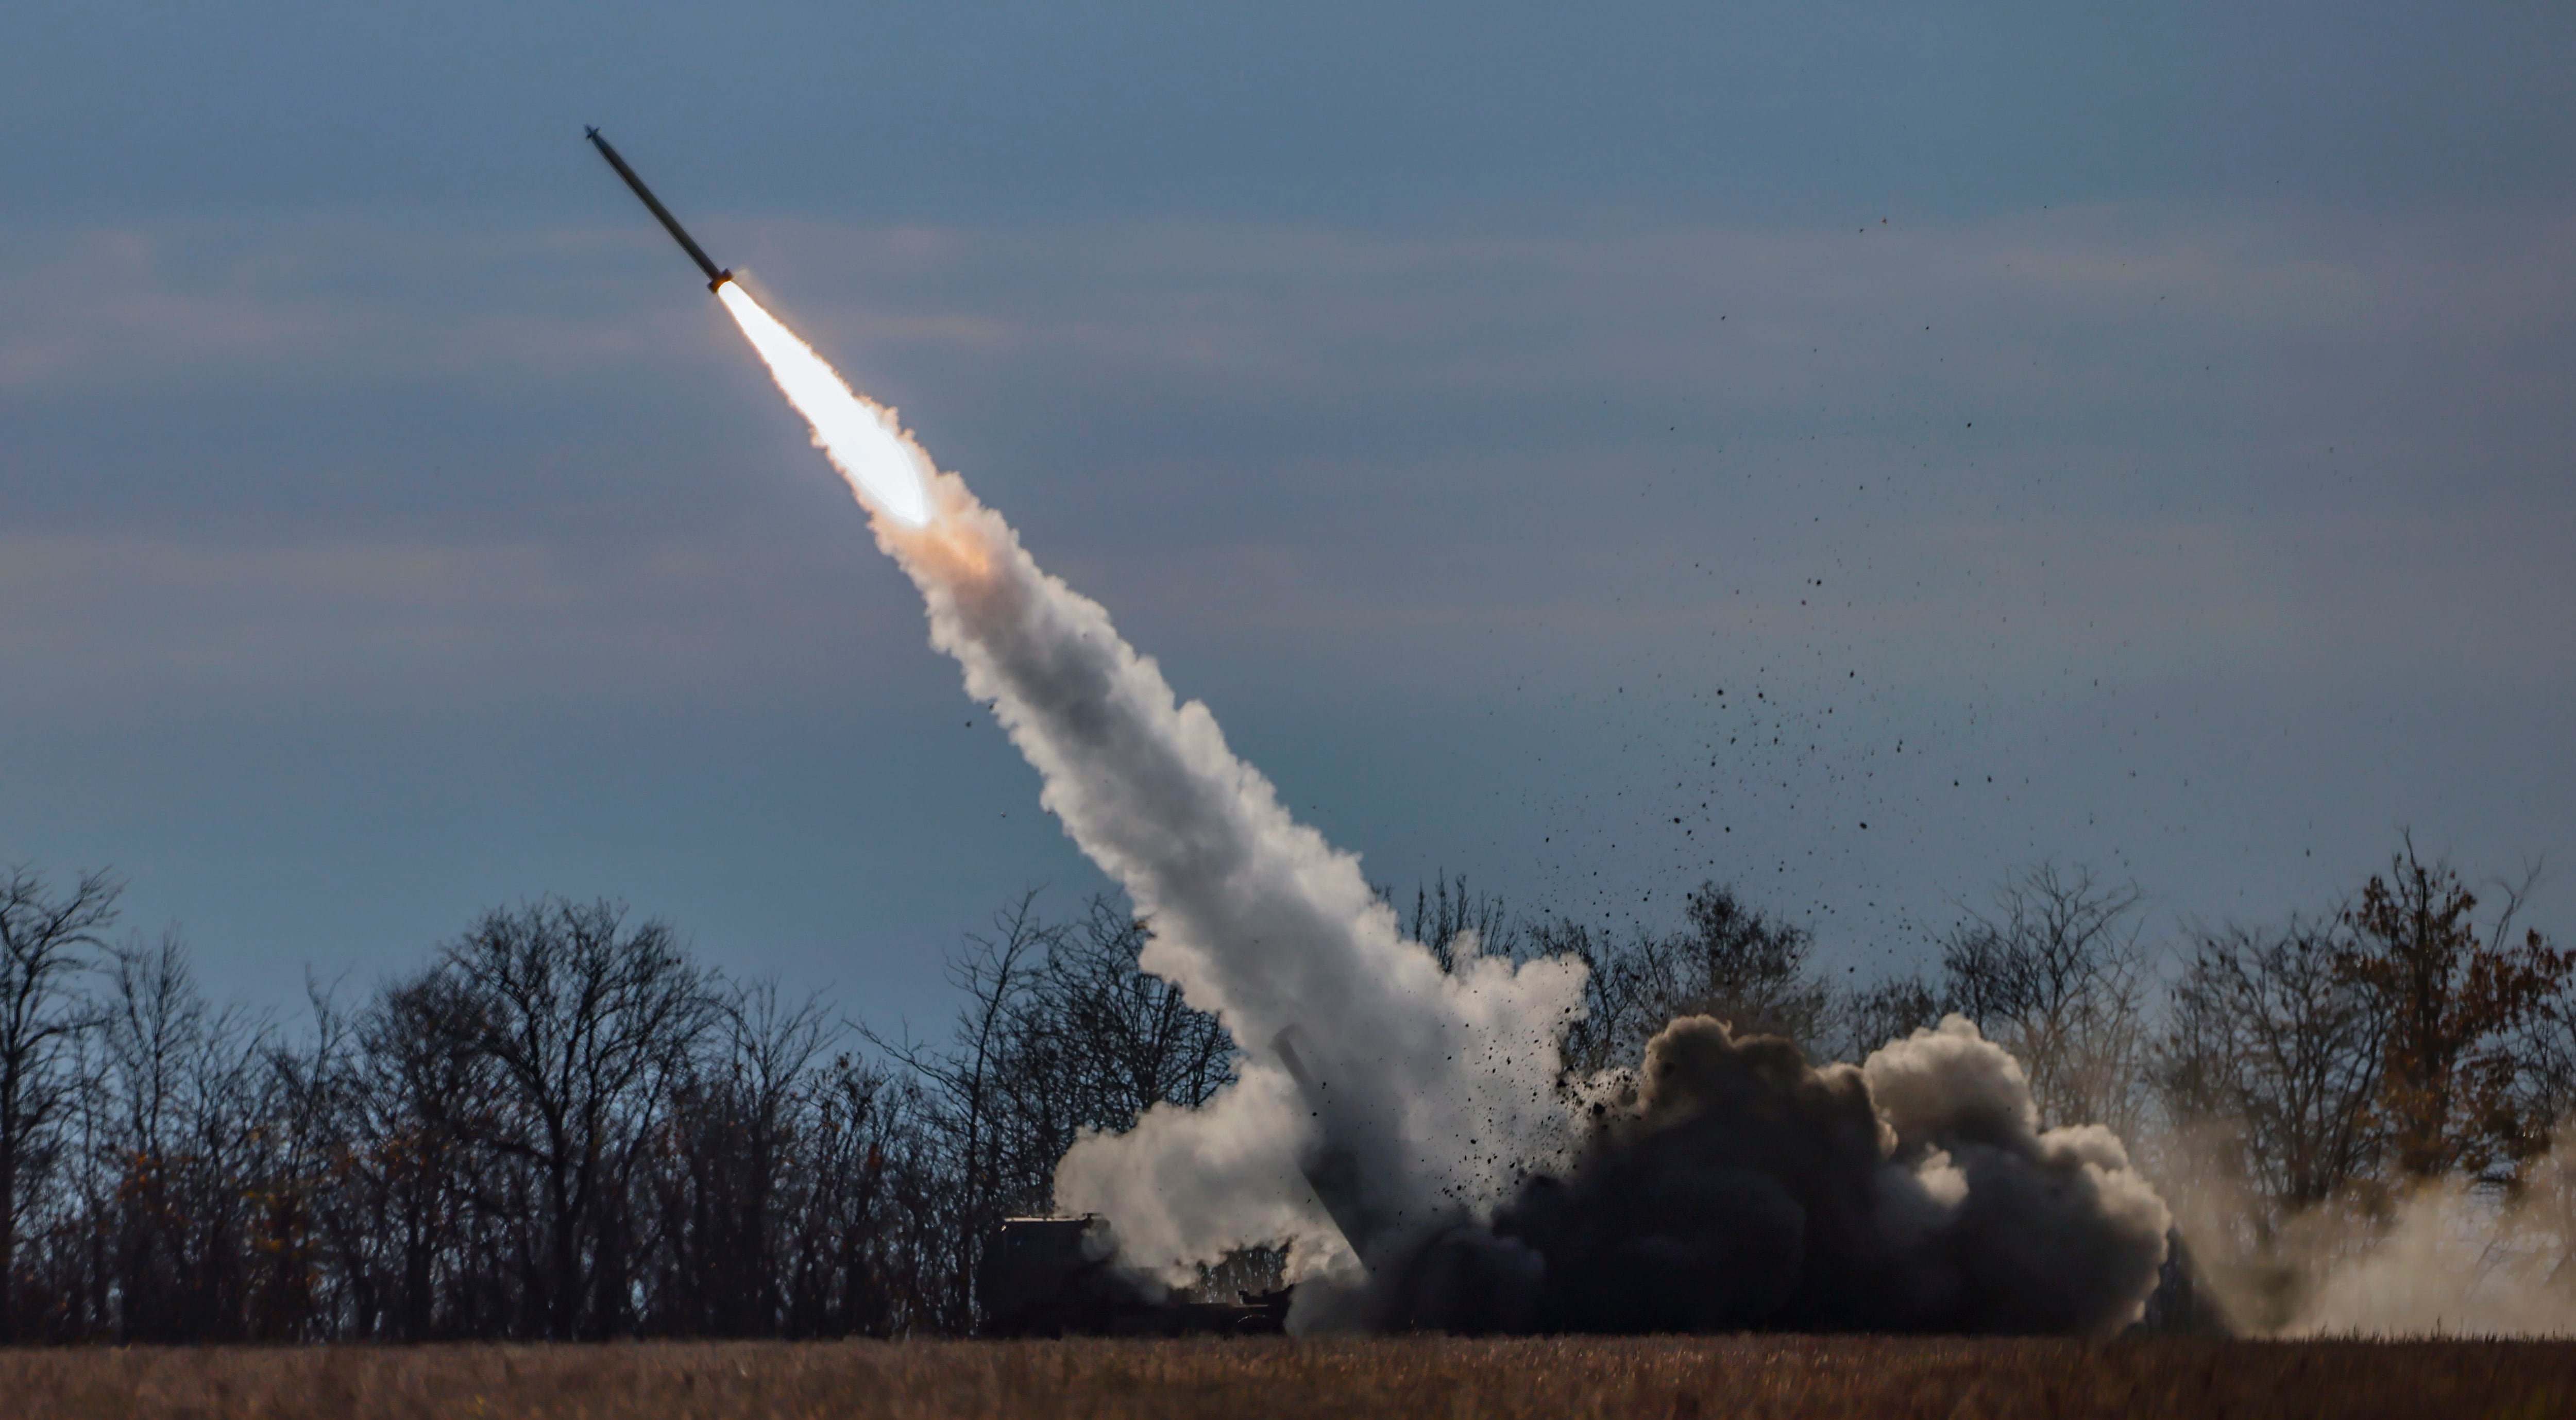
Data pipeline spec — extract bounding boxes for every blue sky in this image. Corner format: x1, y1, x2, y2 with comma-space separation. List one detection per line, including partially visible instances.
5, 2, 2570, 1025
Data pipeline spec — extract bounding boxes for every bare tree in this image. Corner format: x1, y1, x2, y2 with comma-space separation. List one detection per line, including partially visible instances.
440, 898, 714, 1339
2159, 918, 2387, 1225
2522, 967, 2576, 1153
1024, 897, 1234, 1120
97, 931, 270, 1341
774, 1053, 940, 1336
640, 977, 837, 1336
1670, 884, 1836, 1048
1548, 882, 1833, 1077
862, 891, 1059, 1332
0, 868, 116, 1340
239, 976, 353, 1341
1404, 874, 1520, 970
1836, 973, 1944, 1062
1938, 864, 2156, 1137
339, 966, 493, 1338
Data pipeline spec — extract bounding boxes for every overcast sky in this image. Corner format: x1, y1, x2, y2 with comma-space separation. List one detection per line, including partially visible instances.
5, 2, 2570, 1026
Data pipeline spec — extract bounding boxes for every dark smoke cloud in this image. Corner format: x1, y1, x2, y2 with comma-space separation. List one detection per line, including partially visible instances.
1306, 1015, 2170, 1336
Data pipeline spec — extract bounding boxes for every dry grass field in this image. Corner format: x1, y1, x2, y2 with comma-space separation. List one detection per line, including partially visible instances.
1, 1336, 2568, 1420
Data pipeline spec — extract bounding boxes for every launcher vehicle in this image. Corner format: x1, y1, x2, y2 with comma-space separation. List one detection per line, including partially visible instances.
978, 1215, 1291, 1337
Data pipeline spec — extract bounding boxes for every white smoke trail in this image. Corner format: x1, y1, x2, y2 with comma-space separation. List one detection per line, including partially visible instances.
717, 281, 2172, 1334
715, 280, 1588, 1284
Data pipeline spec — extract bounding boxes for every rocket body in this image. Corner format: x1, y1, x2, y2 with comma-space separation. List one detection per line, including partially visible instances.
585, 127, 732, 291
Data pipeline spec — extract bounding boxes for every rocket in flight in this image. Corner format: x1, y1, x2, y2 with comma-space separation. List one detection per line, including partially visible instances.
585, 126, 733, 293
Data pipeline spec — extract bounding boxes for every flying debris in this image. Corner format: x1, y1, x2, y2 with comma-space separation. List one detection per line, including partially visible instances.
585, 126, 733, 292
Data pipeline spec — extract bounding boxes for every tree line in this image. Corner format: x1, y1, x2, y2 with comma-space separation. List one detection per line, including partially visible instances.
0, 838, 2567, 1342
0, 879, 1243, 1343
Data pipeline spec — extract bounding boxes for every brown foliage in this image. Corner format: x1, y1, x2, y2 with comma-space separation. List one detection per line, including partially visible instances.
2336, 841, 2574, 1185
0, 1337, 2569, 1420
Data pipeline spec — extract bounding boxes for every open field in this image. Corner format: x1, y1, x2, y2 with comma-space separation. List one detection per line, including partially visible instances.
1, 1337, 2570, 1420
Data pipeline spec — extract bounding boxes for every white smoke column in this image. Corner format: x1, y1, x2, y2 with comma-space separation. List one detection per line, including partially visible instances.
715, 280, 1588, 1284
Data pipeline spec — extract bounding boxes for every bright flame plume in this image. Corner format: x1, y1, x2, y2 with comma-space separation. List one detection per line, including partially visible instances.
716, 280, 934, 527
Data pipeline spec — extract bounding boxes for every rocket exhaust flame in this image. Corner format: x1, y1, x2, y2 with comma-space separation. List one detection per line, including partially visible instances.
715, 282, 935, 528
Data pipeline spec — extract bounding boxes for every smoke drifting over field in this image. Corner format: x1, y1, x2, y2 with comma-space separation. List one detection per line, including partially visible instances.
723, 282, 2170, 1334
2157, 1130, 2576, 1338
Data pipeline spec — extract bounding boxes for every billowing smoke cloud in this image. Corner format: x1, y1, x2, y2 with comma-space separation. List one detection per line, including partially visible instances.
1355, 1016, 2171, 1334
717, 281, 2170, 1334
